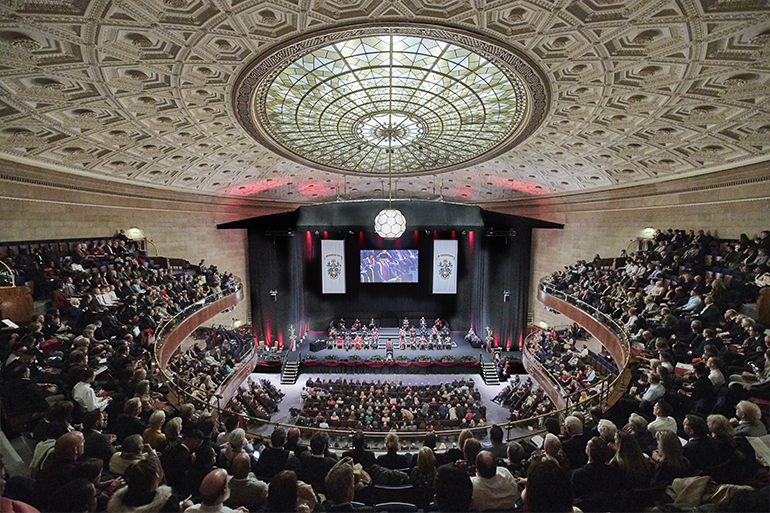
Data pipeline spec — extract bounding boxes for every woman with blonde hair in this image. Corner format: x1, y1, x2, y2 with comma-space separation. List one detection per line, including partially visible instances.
163, 416, 182, 444
142, 409, 167, 451
410, 446, 437, 509
376, 431, 408, 469
708, 413, 758, 484
651, 430, 690, 485
134, 380, 161, 418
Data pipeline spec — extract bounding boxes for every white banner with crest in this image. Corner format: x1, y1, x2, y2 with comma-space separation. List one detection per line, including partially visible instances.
432, 239, 458, 294
322, 240, 346, 294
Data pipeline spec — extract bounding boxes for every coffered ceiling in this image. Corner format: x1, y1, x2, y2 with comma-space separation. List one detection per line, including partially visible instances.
0, 0, 769, 204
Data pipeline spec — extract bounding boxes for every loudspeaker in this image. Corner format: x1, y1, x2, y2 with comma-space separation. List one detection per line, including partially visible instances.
310, 340, 326, 352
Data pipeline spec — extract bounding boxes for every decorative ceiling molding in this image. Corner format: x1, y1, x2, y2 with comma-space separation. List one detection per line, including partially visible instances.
0, 1, 767, 203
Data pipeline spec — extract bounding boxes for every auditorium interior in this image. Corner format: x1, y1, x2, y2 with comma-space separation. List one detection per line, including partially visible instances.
1, 1, 770, 512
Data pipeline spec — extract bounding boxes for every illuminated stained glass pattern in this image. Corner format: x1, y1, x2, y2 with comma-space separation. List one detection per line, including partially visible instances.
254, 33, 530, 175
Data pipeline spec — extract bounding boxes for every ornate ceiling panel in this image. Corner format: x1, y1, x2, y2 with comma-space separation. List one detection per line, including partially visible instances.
0, 0, 767, 204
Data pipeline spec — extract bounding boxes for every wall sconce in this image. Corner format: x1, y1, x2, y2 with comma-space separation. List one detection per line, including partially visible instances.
269, 290, 278, 301
503, 291, 511, 302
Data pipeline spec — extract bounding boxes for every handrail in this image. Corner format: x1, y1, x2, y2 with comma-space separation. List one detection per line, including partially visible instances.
535, 278, 632, 410
152, 278, 249, 406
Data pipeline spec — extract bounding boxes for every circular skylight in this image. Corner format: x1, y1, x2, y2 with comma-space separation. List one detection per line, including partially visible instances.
235, 25, 549, 176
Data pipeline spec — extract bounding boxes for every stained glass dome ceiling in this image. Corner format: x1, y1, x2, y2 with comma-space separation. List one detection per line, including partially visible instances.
235, 26, 549, 176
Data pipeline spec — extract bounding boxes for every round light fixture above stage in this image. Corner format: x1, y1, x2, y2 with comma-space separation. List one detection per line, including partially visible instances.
234, 24, 549, 177
374, 208, 407, 239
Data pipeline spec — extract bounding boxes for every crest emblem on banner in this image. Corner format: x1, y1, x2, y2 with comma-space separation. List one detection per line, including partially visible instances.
327, 259, 342, 279
438, 259, 453, 280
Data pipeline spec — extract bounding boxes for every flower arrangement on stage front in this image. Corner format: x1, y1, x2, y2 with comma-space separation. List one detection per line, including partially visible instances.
460, 355, 477, 362
323, 354, 340, 362
369, 355, 385, 362
415, 355, 432, 362
440, 355, 456, 362
303, 355, 318, 362
346, 355, 362, 362
394, 355, 409, 362
264, 353, 281, 361
503, 355, 521, 362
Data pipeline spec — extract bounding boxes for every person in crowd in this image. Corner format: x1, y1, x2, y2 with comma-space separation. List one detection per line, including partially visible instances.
376, 431, 408, 470
265, 471, 309, 513
434, 463, 473, 513
570, 436, 622, 502
410, 446, 438, 509
682, 414, 720, 474
82, 410, 116, 471
651, 430, 691, 486
184, 469, 247, 513
298, 432, 336, 495
521, 459, 574, 512
109, 434, 152, 476
610, 431, 652, 489
143, 410, 167, 452
160, 427, 204, 494
34, 431, 85, 511
471, 450, 519, 511
225, 452, 268, 511
254, 427, 299, 481
732, 400, 769, 437
342, 430, 375, 470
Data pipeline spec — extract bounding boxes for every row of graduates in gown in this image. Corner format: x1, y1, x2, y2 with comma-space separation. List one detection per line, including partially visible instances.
402, 316, 449, 331
326, 328, 380, 350
397, 330, 453, 350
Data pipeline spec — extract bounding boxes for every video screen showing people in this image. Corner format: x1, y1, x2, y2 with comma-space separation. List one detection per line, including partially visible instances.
360, 249, 418, 283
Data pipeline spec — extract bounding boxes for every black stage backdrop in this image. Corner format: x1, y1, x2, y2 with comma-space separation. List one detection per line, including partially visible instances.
220, 201, 562, 350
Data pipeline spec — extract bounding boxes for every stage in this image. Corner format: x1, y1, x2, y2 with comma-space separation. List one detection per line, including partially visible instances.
255, 330, 524, 376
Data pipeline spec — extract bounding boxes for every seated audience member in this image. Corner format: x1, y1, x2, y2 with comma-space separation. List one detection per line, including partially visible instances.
109, 434, 151, 476
58, 478, 97, 513
626, 413, 655, 455
647, 400, 677, 437
707, 413, 759, 484
560, 415, 589, 469
456, 438, 482, 476
323, 462, 372, 512
253, 427, 298, 481
143, 410, 168, 452
225, 452, 268, 511
285, 427, 308, 458
435, 463, 474, 513
481, 425, 508, 460
471, 451, 519, 511
185, 469, 246, 513
81, 410, 116, 471
376, 431, 408, 470
570, 436, 622, 501
266, 471, 309, 513
34, 431, 85, 511
522, 460, 574, 512
610, 431, 652, 489
651, 430, 691, 486
183, 444, 218, 501
682, 414, 720, 474
161, 427, 204, 494
342, 430, 375, 470
0, 461, 38, 513
732, 400, 768, 437
112, 398, 146, 444
298, 432, 336, 494
410, 446, 438, 509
